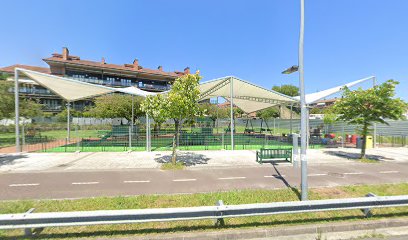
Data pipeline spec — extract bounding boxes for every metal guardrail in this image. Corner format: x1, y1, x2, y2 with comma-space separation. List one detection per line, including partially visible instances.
1, 194, 408, 236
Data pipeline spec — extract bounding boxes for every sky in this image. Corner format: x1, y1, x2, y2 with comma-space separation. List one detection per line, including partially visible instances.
1, 0, 407, 100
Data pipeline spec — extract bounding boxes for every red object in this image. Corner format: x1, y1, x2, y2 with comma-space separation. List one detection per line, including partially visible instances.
351, 135, 358, 144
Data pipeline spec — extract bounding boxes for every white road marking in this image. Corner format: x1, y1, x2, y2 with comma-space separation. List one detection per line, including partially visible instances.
71, 182, 99, 185
218, 177, 247, 180
172, 179, 197, 182
379, 171, 399, 174
264, 175, 286, 178
308, 173, 328, 177
123, 180, 151, 183
9, 183, 39, 187
343, 172, 364, 175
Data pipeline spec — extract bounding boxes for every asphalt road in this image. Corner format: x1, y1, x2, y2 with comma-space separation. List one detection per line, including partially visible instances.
1, 161, 408, 200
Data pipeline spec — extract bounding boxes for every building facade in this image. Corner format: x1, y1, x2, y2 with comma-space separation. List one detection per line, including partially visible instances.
0, 47, 188, 113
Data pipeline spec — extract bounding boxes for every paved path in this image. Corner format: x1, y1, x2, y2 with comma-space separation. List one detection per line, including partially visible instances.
1, 147, 407, 173
1, 160, 408, 200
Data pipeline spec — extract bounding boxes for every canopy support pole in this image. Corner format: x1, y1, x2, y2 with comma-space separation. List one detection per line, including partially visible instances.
67, 101, 71, 142
14, 68, 20, 153
230, 77, 234, 150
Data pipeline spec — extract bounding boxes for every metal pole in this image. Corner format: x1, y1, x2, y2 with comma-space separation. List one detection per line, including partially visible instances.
290, 104, 293, 134
131, 95, 134, 132
230, 77, 234, 150
292, 133, 299, 168
67, 102, 71, 142
146, 114, 149, 151
299, 0, 308, 201
373, 77, 377, 148
14, 69, 20, 152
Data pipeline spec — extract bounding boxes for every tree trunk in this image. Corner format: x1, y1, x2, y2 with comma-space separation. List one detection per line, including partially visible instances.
171, 119, 179, 165
360, 124, 368, 159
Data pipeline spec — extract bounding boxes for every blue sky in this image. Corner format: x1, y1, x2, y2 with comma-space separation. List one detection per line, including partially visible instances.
1, 0, 407, 100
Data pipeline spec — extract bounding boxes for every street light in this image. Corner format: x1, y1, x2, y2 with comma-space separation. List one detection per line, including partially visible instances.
282, 65, 299, 74
282, 0, 308, 201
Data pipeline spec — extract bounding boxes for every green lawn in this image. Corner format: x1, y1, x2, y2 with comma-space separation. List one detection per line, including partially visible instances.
1, 183, 408, 238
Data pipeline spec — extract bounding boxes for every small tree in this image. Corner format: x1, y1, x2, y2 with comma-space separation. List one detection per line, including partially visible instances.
85, 94, 144, 122
141, 73, 202, 164
333, 80, 407, 158
257, 107, 279, 119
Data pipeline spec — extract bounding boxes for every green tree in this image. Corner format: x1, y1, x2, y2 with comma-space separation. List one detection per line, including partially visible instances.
141, 73, 203, 164
333, 80, 407, 158
0, 80, 43, 120
200, 103, 227, 127
256, 107, 279, 119
272, 84, 300, 97
142, 93, 168, 132
85, 94, 144, 122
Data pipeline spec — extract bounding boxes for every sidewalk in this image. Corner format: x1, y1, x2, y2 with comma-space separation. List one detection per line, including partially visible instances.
0, 147, 407, 173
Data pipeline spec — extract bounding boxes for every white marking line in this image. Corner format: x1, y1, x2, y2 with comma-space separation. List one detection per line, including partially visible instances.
9, 183, 39, 187
172, 179, 197, 182
343, 172, 364, 175
264, 175, 286, 178
218, 177, 247, 180
379, 171, 399, 174
71, 182, 99, 185
308, 173, 328, 177
124, 180, 151, 183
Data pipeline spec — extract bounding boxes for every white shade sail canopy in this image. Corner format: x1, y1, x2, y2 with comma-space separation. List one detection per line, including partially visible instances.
17, 68, 156, 101
199, 76, 298, 113
293, 76, 375, 104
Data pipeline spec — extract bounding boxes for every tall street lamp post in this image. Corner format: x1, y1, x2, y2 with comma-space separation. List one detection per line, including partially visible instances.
282, 0, 308, 201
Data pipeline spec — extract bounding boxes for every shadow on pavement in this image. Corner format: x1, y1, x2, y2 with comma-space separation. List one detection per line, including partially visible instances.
272, 164, 301, 200
154, 152, 211, 166
324, 150, 393, 161
0, 154, 28, 166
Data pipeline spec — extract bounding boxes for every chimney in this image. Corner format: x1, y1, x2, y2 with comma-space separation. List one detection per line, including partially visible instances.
158, 66, 163, 71
133, 59, 139, 68
101, 57, 106, 64
62, 47, 69, 60
184, 67, 190, 74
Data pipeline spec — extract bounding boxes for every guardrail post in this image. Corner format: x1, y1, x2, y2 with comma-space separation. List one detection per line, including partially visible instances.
23, 208, 37, 236
361, 193, 377, 218
215, 200, 225, 227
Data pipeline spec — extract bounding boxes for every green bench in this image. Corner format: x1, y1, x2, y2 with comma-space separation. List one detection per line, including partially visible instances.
256, 148, 292, 164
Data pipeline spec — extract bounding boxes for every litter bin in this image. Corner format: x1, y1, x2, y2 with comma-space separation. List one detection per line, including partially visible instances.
356, 136, 373, 149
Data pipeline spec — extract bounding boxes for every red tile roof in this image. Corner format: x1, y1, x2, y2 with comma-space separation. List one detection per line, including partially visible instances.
44, 54, 184, 78
0, 64, 51, 74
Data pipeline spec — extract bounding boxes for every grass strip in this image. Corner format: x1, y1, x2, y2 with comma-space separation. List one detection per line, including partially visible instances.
1, 184, 408, 239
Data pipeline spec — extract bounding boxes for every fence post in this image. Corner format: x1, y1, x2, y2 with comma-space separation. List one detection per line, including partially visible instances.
76, 124, 79, 152
129, 125, 132, 150
22, 124, 25, 151
221, 133, 224, 150
341, 125, 345, 148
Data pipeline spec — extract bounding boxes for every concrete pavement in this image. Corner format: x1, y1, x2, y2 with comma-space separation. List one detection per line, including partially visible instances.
1, 147, 407, 173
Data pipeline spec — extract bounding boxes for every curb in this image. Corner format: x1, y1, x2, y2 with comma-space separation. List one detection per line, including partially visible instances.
96, 217, 408, 240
